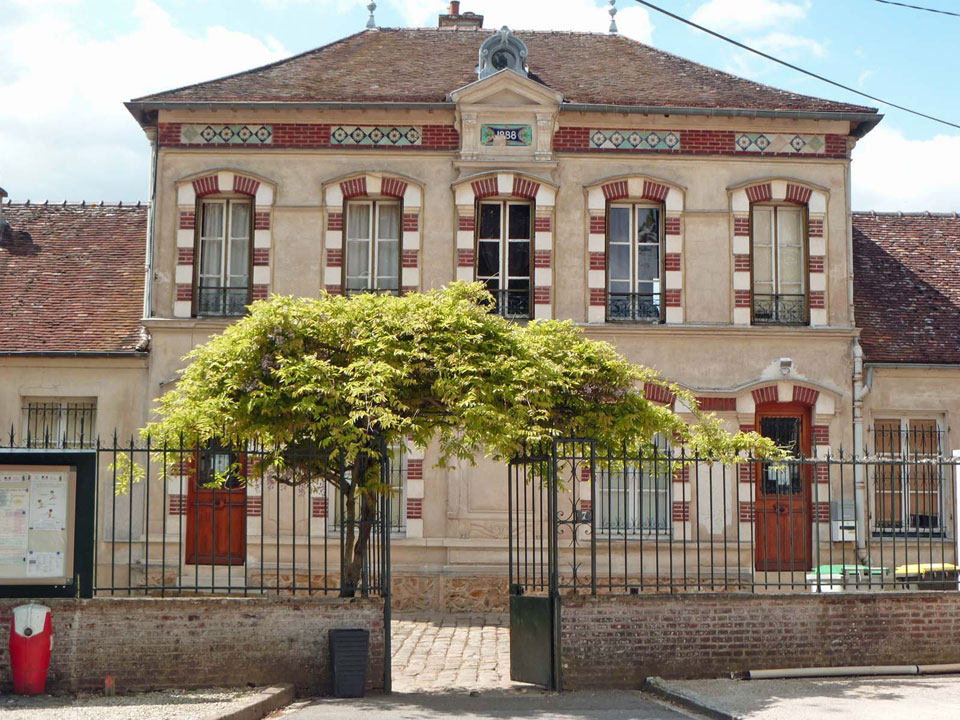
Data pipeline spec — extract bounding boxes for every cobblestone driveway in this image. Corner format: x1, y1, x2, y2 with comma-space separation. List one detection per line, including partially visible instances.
391, 613, 520, 692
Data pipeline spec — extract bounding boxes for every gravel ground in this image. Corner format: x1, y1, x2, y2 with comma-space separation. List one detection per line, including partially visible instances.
0, 687, 274, 719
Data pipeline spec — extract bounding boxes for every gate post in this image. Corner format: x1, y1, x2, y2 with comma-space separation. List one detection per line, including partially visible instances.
549, 440, 561, 692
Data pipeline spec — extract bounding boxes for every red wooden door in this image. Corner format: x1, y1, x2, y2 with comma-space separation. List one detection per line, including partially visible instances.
754, 403, 812, 571
185, 449, 246, 566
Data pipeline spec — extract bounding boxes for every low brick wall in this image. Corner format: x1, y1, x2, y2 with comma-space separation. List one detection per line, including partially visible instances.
561, 592, 960, 690
0, 596, 384, 695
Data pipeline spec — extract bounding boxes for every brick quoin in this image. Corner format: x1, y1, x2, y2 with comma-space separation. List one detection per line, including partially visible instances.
739, 501, 755, 521
745, 183, 773, 204
734, 217, 751, 236
734, 290, 752, 308
311, 497, 327, 519
179, 211, 195, 230
664, 217, 681, 236
327, 212, 343, 231
512, 176, 541, 200
246, 497, 262, 517
815, 502, 831, 522
816, 464, 830, 483
325, 284, 342, 295
739, 464, 752, 482
809, 256, 825, 273
534, 250, 552, 268
664, 253, 682, 272
671, 501, 690, 522
406, 498, 423, 520
381, 177, 408, 198
458, 215, 475, 232
602, 181, 628, 201
535, 216, 552, 232
326, 249, 343, 268
252, 249, 270, 267
809, 291, 826, 309
589, 288, 606, 307
734, 254, 751, 272
814, 425, 830, 445
808, 218, 824, 237
406, 459, 423, 480
402, 250, 418, 268
471, 177, 498, 199
580, 466, 592, 482
403, 213, 419, 232
176, 284, 192, 302
254, 212, 271, 230
793, 386, 820, 406
457, 249, 475, 267
177, 248, 193, 266
642, 181, 669, 203
589, 252, 605, 271
579, 499, 592, 511
665, 289, 681, 307
589, 215, 606, 234
739, 424, 756, 434
233, 175, 260, 196
340, 177, 367, 199
752, 385, 779, 404
168, 495, 186, 515
534, 287, 551, 304
252, 285, 269, 300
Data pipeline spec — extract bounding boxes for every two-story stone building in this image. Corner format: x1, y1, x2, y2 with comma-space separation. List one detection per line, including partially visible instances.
2, 6, 956, 608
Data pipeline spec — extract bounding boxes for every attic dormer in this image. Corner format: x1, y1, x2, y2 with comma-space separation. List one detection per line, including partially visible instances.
477, 27, 529, 79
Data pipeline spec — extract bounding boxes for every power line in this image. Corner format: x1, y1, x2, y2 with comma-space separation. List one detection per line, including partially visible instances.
874, 0, 960, 18
633, 0, 960, 131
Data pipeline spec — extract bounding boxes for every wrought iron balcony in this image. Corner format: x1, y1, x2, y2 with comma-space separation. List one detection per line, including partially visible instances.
606, 292, 662, 323
487, 289, 531, 320
753, 293, 807, 325
196, 285, 251, 317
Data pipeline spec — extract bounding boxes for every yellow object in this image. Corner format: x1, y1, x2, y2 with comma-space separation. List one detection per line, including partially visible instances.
894, 563, 957, 576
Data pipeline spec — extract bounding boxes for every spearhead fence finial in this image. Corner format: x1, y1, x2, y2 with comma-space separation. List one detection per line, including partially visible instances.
366, 1, 377, 29
608, 0, 618, 34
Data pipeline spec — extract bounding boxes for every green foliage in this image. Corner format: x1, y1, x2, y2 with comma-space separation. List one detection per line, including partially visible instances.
144, 282, 781, 486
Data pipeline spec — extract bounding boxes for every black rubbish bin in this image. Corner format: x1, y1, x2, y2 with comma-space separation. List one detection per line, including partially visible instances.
329, 628, 370, 698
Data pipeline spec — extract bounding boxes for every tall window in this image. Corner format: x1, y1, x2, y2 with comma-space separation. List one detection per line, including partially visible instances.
22, 399, 96, 448
607, 204, 663, 322
752, 205, 806, 325
477, 201, 532, 319
596, 436, 671, 536
345, 201, 401, 295
196, 199, 252, 316
873, 419, 943, 535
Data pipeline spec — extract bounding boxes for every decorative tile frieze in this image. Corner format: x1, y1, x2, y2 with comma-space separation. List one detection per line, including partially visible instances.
179, 124, 273, 145
330, 125, 422, 146
735, 133, 825, 154
589, 129, 681, 151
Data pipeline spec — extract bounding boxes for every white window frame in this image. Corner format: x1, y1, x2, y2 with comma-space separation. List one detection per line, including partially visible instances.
751, 204, 807, 324
21, 398, 97, 449
606, 203, 664, 322
871, 415, 945, 536
476, 200, 533, 319
196, 197, 252, 316
344, 200, 401, 294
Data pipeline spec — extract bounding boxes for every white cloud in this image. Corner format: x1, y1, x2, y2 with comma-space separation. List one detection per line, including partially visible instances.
852, 125, 960, 212
691, 0, 808, 34
384, 0, 654, 43
0, 0, 288, 201
752, 31, 824, 59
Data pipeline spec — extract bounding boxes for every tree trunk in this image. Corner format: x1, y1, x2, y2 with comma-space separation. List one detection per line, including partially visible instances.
339, 455, 378, 598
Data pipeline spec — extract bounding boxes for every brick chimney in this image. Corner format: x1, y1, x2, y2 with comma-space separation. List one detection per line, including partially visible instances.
439, 2, 484, 29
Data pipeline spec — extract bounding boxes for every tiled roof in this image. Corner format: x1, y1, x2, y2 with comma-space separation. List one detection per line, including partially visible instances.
133, 28, 875, 116
0, 203, 147, 353
853, 212, 960, 365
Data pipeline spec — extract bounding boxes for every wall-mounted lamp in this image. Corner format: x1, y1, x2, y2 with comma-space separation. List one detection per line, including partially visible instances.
779, 357, 793, 376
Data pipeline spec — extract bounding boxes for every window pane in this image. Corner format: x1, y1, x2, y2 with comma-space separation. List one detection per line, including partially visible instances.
609, 207, 630, 243
508, 240, 529, 277
477, 241, 500, 279
201, 202, 225, 239
636, 208, 660, 245
377, 239, 399, 290
479, 204, 501, 240
228, 238, 249, 281
377, 204, 400, 240
508, 204, 531, 240
347, 204, 372, 240
752, 207, 774, 293
608, 244, 630, 283
230, 202, 251, 239
200, 238, 222, 277
636, 244, 659, 283
777, 207, 804, 291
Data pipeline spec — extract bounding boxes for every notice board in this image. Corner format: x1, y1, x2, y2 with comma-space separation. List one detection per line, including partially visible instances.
0, 466, 76, 586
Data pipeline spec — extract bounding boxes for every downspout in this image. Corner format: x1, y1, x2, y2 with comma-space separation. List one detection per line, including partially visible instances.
847, 147, 868, 560
143, 126, 159, 319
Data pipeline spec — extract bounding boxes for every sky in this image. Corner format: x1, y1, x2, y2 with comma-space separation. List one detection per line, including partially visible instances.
0, 0, 958, 211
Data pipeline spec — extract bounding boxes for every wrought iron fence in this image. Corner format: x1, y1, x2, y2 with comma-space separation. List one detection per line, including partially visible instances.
20, 402, 96, 449
606, 292, 662, 322
85, 438, 393, 597
509, 438, 960, 595
196, 285, 251, 316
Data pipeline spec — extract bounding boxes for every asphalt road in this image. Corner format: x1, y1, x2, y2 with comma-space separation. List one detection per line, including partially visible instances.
279, 690, 701, 719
